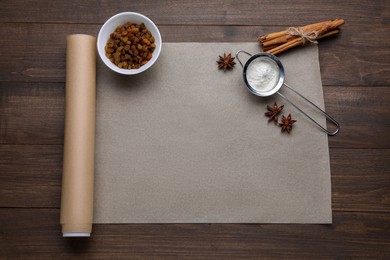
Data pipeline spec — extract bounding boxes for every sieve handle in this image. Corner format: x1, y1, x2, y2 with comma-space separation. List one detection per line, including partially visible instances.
277, 83, 340, 136
235, 50, 253, 68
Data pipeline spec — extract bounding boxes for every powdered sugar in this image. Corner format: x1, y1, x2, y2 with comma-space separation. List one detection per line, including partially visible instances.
246, 57, 279, 93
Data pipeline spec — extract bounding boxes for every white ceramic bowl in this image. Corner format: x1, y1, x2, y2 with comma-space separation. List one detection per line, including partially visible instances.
97, 12, 162, 75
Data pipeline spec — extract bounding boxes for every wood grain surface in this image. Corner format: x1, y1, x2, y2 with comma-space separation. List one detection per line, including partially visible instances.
1, 0, 389, 258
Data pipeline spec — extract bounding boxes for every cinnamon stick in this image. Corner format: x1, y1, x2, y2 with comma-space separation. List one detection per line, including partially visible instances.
263, 27, 341, 50
262, 34, 297, 48
310, 19, 344, 37
267, 38, 302, 55
262, 44, 279, 52
258, 20, 333, 43
259, 19, 345, 45
318, 29, 340, 39
265, 29, 341, 55
259, 19, 345, 55
258, 30, 286, 43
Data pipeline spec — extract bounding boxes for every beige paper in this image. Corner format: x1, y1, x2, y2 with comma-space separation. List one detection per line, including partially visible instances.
60, 34, 96, 236
94, 43, 331, 223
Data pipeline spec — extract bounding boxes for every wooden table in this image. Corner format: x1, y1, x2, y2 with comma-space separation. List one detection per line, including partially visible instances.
1, 1, 389, 258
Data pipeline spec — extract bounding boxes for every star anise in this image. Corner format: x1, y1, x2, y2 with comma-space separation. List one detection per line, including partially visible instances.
279, 114, 297, 133
265, 102, 284, 124
217, 53, 236, 72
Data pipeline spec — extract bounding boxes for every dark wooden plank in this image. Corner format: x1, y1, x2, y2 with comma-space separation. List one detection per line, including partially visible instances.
1, 144, 389, 213
318, 26, 390, 86
330, 149, 390, 213
1, 83, 389, 148
0, 0, 388, 26
0, 208, 389, 258
324, 86, 390, 148
0, 145, 62, 208
0, 23, 389, 86
0, 83, 64, 144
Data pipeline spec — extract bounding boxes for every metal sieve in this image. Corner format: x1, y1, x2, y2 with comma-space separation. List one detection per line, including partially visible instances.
236, 50, 339, 136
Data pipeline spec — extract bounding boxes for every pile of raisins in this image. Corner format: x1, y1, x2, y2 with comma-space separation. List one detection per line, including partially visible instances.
105, 22, 156, 69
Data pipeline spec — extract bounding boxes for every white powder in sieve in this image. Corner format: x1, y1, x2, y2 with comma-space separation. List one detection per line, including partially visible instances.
246, 57, 279, 93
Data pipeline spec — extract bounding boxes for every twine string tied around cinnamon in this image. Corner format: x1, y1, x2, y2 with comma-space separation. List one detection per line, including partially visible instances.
286, 27, 319, 44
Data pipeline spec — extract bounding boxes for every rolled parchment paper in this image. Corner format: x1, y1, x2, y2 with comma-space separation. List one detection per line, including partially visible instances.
60, 34, 96, 237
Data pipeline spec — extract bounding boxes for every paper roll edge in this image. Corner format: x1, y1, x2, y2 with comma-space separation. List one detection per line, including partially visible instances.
63, 232, 91, 237
61, 222, 92, 237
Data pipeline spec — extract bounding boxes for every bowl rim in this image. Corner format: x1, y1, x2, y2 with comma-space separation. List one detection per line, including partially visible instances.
97, 12, 162, 75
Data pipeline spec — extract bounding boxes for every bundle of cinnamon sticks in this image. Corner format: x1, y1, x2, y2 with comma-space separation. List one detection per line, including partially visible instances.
259, 19, 345, 55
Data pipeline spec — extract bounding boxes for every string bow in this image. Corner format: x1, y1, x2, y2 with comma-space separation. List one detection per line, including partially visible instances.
287, 27, 319, 44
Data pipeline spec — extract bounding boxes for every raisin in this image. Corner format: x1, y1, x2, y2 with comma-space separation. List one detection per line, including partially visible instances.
105, 21, 156, 70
